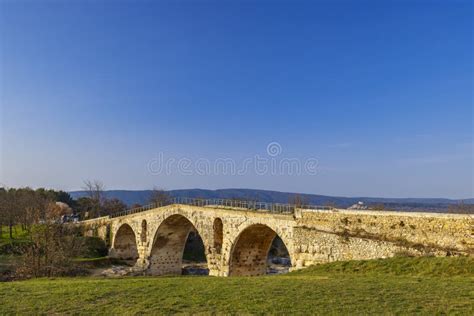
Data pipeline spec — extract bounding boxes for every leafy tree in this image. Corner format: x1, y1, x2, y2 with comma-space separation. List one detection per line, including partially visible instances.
56, 191, 75, 207
75, 197, 96, 219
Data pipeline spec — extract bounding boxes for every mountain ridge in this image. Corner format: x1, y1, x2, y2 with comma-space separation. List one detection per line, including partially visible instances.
69, 188, 474, 212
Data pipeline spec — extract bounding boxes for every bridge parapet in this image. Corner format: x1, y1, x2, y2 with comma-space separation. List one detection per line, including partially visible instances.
109, 197, 333, 218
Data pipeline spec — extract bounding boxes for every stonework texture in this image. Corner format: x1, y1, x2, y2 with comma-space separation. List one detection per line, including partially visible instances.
79, 204, 473, 277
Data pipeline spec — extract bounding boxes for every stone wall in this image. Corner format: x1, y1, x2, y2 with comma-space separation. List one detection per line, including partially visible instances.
80, 216, 110, 243
292, 209, 473, 269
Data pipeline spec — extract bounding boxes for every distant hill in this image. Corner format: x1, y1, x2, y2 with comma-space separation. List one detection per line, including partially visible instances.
68, 188, 474, 212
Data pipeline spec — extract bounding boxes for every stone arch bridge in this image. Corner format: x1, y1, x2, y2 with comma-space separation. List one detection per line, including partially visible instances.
80, 198, 473, 277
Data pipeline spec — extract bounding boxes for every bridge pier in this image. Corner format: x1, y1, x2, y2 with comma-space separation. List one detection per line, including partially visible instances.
205, 250, 223, 276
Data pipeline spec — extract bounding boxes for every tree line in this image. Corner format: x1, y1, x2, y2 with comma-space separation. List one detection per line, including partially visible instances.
0, 187, 73, 239
0, 181, 174, 240
77, 180, 171, 218
0, 182, 126, 239
0, 187, 95, 279
0, 181, 170, 280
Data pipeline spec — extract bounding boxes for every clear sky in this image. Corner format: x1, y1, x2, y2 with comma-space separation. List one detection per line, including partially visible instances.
0, 0, 472, 198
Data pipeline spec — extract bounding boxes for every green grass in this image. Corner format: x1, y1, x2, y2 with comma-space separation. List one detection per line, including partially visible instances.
0, 255, 17, 274
0, 226, 30, 249
0, 227, 30, 271
0, 225, 29, 240
292, 255, 474, 277
0, 256, 473, 315
73, 256, 110, 263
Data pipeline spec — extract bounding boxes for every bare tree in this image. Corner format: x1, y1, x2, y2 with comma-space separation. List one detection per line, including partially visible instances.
448, 201, 474, 214
290, 194, 309, 208
102, 198, 127, 215
149, 187, 171, 206
16, 201, 85, 279
0, 187, 79, 238
0, 187, 7, 237
83, 180, 105, 203
370, 203, 386, 211
0, 187, 42, 239
323, 201, 337, 209
3, 188, 20, 239
82, 180, 105, 217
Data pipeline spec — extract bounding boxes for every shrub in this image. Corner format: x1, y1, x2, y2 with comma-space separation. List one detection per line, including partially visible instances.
81, 237, 108, 258
15, 224, 85, 279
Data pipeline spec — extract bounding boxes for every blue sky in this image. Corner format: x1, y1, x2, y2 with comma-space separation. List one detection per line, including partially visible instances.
1, 0, 472, 198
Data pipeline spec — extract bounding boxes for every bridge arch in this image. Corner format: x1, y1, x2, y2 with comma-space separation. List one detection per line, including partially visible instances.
111, 223, 139, 261
229, 223, 292, 276
148, 214, 208, 275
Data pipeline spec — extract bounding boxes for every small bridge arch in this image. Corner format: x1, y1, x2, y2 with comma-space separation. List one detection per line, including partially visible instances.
111, 223, 139, 261
148, 213, 208, 275
228, 223, 292, 276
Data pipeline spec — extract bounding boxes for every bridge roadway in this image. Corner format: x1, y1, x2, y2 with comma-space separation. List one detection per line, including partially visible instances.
80, 198, 473, 276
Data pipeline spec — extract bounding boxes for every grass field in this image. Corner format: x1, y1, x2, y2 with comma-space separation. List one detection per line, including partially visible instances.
0, 256, 473, 315
0, 226, 29, 274
0, 225, 29, 247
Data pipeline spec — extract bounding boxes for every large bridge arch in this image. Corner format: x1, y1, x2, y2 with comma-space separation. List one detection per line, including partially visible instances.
111, 223, 139, 261
148, 214, 209, 275
228, 223, 293, 276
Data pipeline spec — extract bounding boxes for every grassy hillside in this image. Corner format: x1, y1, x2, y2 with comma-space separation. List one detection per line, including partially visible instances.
0, 257, 473, 315
292, 256, 474, 277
